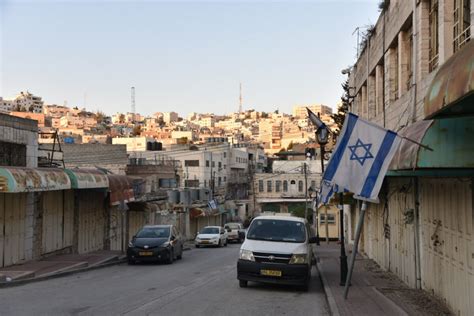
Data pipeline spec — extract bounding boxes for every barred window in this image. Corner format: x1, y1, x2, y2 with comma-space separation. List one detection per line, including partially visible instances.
298, 180, 303, 192
283, 180, 288, 192
429, 0, 439, 72
267, 180, 273, 192
258, 180, 264, 192
453, 0, 471, 52
275, 180, 281, 192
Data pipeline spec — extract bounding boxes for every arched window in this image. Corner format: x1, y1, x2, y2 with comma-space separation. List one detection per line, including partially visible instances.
290, 180, 296, 185
283, 180, 288, 192
298, 180, 303, 192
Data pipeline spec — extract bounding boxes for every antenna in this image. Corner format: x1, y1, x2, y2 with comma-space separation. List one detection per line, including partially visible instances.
239, 82, 242, 113
131, 86, 136, 121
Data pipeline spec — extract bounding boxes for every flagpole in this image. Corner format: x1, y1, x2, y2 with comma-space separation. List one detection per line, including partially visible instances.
344, 200, 367, 299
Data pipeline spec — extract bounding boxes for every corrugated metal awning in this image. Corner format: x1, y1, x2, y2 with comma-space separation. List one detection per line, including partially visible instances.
64, 169, 108, 189
0, 167, 71, 193
389, 116, 474, 173
424, 40, 474, 118
107, 174, 135, 206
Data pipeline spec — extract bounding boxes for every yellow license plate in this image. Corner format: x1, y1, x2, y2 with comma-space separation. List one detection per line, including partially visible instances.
260, 269, 282, 277
201, 241, 209, 244
139, 251, 153, 256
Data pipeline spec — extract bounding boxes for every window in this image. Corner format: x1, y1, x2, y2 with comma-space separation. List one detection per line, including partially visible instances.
392, 44, 399, 99
185, 179, 199, 187
218, 177, 221, 185
223, 152, 226, 158
290, 180, 296, 185
267, 180, 272, 192
283, 180, 288, 192
320, 214, 336, 224
204, 180, 207, 187
224, 176, 226, 182
298, 180, 303, 192
184, 160, 199, 167
275, 180, 281, 192
429, 0, 439, 72
206, 160, 210, 167
212, 161, 215, 167
453, 0, 471, 52
218, 162, 222, 168
310, 180, 316, 189
258, 180, 264, 192
224, 164, 226, 169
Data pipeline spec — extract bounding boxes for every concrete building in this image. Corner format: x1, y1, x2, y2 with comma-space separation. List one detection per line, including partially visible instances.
112, 136, 155, 151
0, 97, 14, 113
253, 160, 322, 216
6, 91, 44, 113
292, 104, 332, 119
347, 1, 473, 315
163, 112, 179, 124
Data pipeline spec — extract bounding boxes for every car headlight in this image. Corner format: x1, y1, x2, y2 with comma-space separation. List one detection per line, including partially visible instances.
161, 241, 171, 247
211, 236, 219, 240
128, 241, 134, 247
239, 249, 255, 261
289, 254, 308, 264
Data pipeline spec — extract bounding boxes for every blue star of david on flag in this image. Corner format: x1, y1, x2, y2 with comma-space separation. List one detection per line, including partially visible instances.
318, 113, 402, 203
348, 139, 374, 166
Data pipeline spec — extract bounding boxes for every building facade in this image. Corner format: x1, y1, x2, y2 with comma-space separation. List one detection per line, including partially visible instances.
348, 1, 473, 315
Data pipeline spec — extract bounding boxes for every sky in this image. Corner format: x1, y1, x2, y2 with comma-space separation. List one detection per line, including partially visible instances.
0, 0, 380, 117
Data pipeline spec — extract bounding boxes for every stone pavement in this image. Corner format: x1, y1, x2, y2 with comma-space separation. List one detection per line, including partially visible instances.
0, 250, 124, 284
316, 243, 452, 316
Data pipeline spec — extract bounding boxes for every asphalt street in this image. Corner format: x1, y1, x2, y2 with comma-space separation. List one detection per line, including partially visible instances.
0, 244, 329, 316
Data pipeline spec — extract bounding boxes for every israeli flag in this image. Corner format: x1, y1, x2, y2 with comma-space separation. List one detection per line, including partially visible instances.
320, 113, 401, 202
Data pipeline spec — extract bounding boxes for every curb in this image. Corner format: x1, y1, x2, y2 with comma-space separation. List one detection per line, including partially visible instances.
0, 257, 127, 289
316, 258, 341, 316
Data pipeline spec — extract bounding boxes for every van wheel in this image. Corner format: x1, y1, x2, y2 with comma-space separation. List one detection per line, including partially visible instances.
239, 280, 248, 288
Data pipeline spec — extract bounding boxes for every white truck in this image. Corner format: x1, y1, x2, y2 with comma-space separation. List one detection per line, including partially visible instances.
224, 222, 245, 243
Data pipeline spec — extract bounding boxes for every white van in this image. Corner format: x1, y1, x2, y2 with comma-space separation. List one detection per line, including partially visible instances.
237, 215, 317, 291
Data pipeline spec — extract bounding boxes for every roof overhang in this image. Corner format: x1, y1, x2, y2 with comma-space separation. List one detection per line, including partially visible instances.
424, 40, 474, 118
107, 175, 135, 206
0, 167, 71, 193
64, 169, 108, 189
389, 116, 474, 173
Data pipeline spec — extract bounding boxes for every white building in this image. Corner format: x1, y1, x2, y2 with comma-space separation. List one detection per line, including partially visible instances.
3, 91, 44, 113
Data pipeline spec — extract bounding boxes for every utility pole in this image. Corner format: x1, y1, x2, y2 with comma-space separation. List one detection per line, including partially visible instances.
339, 192, 348, 285
239, 83, 243, 113
131, 86, 136, 123
304, 162, 308, 221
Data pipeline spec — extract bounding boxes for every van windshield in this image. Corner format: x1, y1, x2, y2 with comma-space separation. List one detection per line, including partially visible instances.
246, 219, 306, 243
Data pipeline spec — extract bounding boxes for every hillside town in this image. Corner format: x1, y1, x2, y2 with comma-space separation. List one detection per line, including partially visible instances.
1, 0, 473, 315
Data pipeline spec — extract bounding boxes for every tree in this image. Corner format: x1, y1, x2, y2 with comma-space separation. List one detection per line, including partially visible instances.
95, 111, 106, 124
331, 78, 350, 138
119, 113, 126, 124
132, 125, 142, 136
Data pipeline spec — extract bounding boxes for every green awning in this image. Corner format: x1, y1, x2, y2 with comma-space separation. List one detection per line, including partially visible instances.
388, 116, 474, 175
0, 167, 71, 193
64, 169, 108, 189
424, 40, 474, 118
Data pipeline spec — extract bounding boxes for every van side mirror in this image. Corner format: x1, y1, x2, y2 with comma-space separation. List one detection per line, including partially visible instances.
309, 236, 318, 244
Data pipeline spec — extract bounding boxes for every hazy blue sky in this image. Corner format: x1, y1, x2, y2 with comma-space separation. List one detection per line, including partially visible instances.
1, 0, 380, 116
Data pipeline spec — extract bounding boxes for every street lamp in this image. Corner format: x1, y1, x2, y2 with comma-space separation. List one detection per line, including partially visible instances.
315, 116, 348, 286
308, 186, 320, 245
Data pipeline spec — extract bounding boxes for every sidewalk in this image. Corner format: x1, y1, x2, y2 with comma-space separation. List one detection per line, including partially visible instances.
0, 250, 125, 285
316, 243, 452, 316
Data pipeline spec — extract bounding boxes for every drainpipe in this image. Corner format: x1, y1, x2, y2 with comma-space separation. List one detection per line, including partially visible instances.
411, 0, 418, 123
413, 177, 422, 289
382, 10, 387, 127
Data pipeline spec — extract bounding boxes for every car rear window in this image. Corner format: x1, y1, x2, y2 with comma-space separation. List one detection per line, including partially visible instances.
246, 219, 306, 243
136, 227, 170, 238
200, 227, 219, 234
225, 223, 240, 229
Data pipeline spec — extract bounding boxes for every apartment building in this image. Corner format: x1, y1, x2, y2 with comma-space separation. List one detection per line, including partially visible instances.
163, 111, 179, 124
348, 1, 473, 315
2, 91, 44, 113
292, 104, 332, 119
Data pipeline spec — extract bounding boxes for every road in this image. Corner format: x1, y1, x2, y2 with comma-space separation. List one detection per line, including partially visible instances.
0, 244, 329, 316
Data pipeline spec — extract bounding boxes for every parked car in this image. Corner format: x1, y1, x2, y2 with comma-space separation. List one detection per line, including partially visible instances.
237, 215, 317, 291
224, 222, 245, 243
195, 226, 228, 247
127, 225, 184, 264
